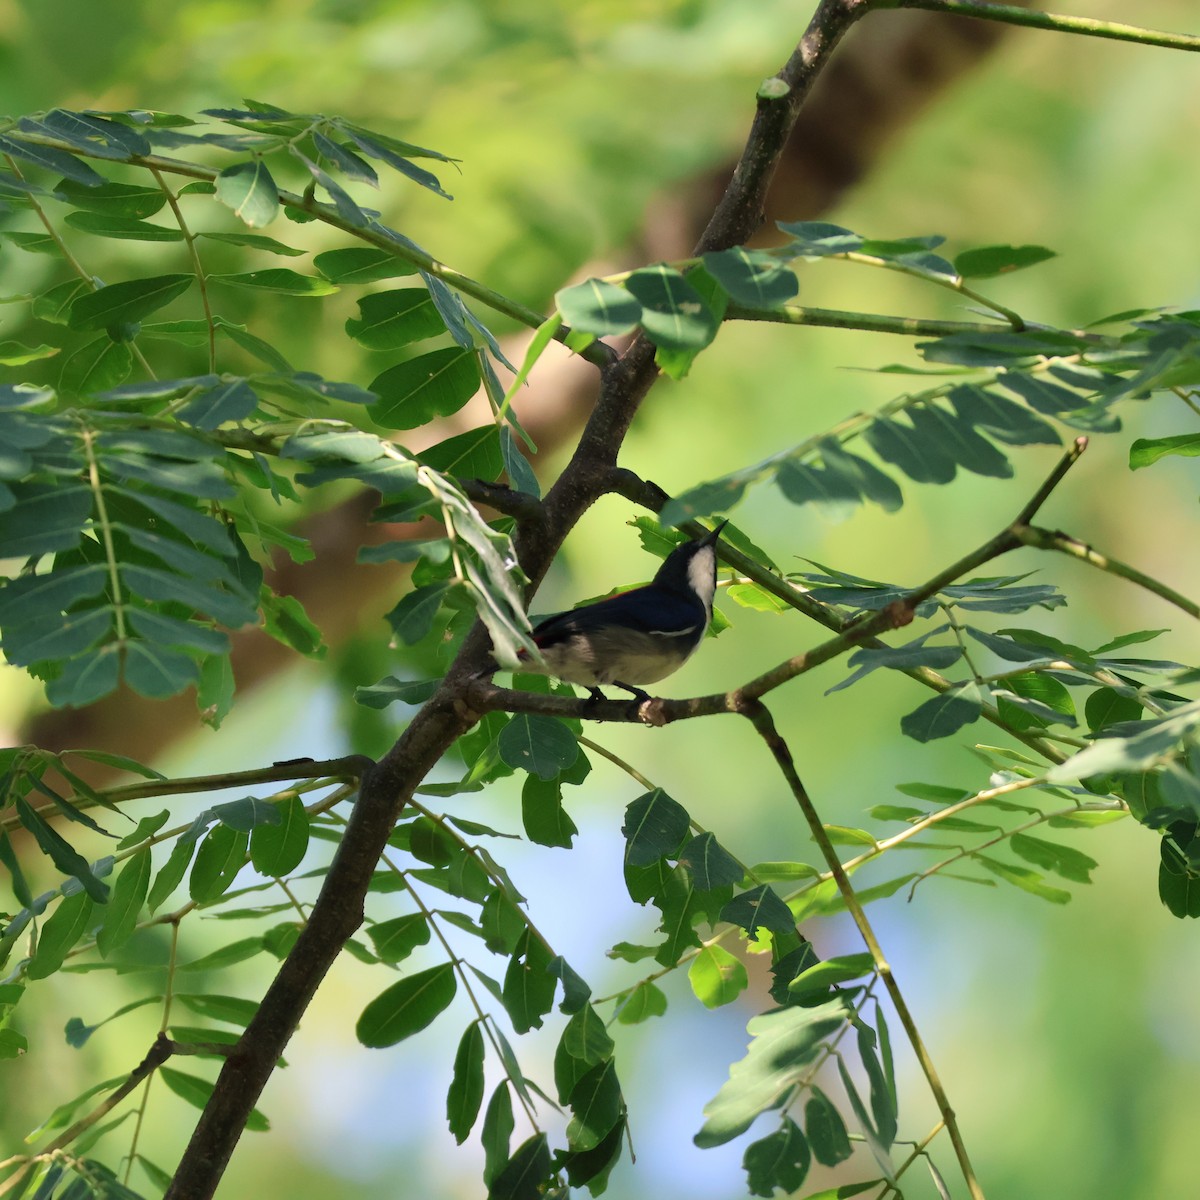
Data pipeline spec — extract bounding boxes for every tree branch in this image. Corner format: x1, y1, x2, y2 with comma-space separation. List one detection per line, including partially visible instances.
740, 698, 986, 1200
0, 1034, 181, 1199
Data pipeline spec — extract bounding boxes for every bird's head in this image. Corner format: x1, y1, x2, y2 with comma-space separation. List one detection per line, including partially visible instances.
652, 520, 727, 613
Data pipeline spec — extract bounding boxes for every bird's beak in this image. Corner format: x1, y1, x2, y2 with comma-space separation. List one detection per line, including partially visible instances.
699, 519, 728, 546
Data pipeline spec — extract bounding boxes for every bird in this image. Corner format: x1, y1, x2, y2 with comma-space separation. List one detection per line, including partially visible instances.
515, 522, 727, 701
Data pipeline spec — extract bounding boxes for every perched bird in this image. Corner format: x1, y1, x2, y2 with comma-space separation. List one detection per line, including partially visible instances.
517, 522, 727, 701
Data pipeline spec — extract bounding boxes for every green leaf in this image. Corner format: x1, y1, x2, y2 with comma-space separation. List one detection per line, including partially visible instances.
1085, 686, 1142, 732
501, 930, 556, 1034
355, 675, 439, 709
695, 1000, 849, 1147
0, 133, 107, 186
27, 890, 94, 980
659, 476, 747, 527
976, 854, 1072, 903
14, 799, 109, 902
173, 994, 260, 1028
197, 230, 304, 256
123, 641, 202, 699
624, 264, 719, 351
615, 979, 668, 1024
994, 671, 1075, 732
566, 1059, 622, 1153
999, 371, 1089, 415
775, 459, 859, 517
55, 179, 166, 218
499, 425, 540, 497
830, 628, 961, 693
175, 379, 258, 431
340, 125, 451, 197
188, 825, 248, 903
96, 848, 151, 957
720, 884, 796, 937
908, 404, 1013, 478
1160, 825, 1200, 918
489, 1133, 552, 1200
59, 337, 133, 395
788, 952, 875, 1000
805, 1087, 853, 1166
248, 795, 309, 876
313, 246, 416, 283
68, 274, 193, 331
1049, 702, 1200, 782
688, 944, 749, 1008
548, 956, 591, 1015
497, 714, 579, 781
346, 289, 445, 349
744, 1118, 811, 1198
556, 278, 642, 336
64, 211, 185, 241
148, 837, 196, 914
865, 415, 956, 485
868, 1006, 898, 1147
1129, 433, 1200, 470
1009, 833, 1096, 883
562, 1116, 626, 1193
386, 581, 451, 644
481, 1083, 515, 1189
215, 160, 280, 227
261, 591, 325, 657
357, 963, 457, 1047
561, 1004, 615, 1070
622, 789, 689, 867
521, 775, 578, 848
211, 269, 336, 295
369, 347, 481, 430
0, 341, 58, 366
818, 440, 904, 512
447, 1022, 486, 1144
948, 384, 1060, 446
900, 683, 984, 742
953, 244, 1056, 279
419, 426, 503, 479
160, 1068, 269, 1131
703, 247, 799, 309
677, 831, 745, 891
473, 893, 519, 957
367, 913, 431, 963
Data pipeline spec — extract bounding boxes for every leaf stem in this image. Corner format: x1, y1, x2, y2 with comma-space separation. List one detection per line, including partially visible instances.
123, 920, 180, 1185
79, 425, 127, 642
1017, 525, 1200, 618
741, 699, 986, 1200
151, 167, 217, 374
376, 842, 545, 1134
877, 0, 1200, 52
0, 756, 370, 837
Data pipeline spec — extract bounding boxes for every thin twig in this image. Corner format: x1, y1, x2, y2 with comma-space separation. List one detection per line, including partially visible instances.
880, 0, 1200, 52
740, 699, 986, 1200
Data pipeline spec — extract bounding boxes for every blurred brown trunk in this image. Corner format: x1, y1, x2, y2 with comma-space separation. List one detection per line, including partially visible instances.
21, 6, 1027, 773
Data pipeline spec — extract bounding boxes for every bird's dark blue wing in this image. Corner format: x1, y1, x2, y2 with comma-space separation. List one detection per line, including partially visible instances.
530, 586, 703, 648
